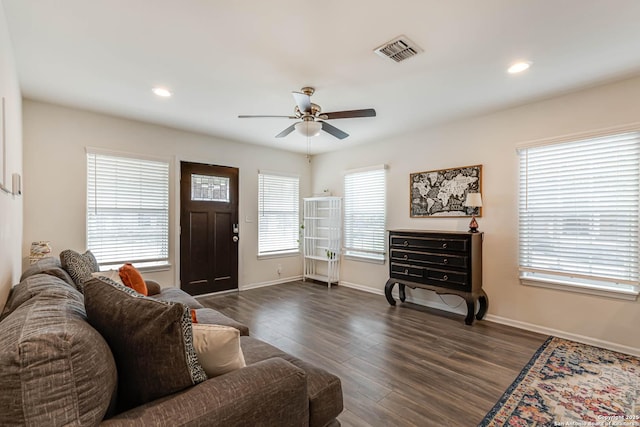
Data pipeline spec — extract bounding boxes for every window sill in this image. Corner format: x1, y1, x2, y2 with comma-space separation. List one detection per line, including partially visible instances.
100, 262, 172, 273
137, 263, 172, 273
257, 251, 301, 260
344, 254, 386, 265
520, 276, 639, 301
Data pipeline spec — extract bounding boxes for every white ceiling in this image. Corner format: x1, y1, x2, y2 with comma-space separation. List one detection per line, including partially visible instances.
4, 0, 640, 154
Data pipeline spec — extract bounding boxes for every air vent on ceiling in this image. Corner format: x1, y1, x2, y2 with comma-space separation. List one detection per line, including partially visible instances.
374, 35, 422, 63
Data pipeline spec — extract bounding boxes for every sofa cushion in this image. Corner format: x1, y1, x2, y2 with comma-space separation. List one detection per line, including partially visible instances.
240, 336, 343, 427
19, 257, 75, 288
0, 275, 117, 426
0, 273, 79, 322
151, 287, 204, 309
83, 278, 207, 412
193, 307, 250, 336
192, 323, 246, 377
103, 358, 309, 426
60, 249, 100, 290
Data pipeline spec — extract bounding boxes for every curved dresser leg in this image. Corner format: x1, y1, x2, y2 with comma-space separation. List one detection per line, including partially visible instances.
464, 297, 476, 325
384, 279, 397, 306
399, 284, 406, 302
476, 290, 489, 320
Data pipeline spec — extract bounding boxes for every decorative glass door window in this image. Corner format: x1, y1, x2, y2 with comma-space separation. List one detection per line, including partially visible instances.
191, 174, 229, 202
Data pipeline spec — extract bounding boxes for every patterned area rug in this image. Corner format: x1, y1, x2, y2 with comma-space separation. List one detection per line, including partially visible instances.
479, 336, 640, 426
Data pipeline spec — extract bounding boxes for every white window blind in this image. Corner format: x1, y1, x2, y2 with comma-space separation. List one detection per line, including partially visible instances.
344, 166, 386, 261
87, 151, 169, 267
518, 131, 640, 296
258, 172, 300, 256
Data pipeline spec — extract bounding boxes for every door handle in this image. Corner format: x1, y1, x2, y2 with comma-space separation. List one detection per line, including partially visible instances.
232, 235, 239, 243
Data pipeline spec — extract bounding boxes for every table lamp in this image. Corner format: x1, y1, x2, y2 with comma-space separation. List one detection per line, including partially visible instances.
464, 193, 483, 233
29, 241, 52, 264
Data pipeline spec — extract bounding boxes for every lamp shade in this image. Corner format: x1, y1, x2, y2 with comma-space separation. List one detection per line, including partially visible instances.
464, 193, 483, 207
295, 121, 322, 137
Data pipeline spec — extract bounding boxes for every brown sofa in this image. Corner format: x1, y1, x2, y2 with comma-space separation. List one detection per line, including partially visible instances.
0, 258, 343, 426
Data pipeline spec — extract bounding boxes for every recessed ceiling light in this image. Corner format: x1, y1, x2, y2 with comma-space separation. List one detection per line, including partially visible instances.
507, 61, 531, 74
152, 87, 172, 97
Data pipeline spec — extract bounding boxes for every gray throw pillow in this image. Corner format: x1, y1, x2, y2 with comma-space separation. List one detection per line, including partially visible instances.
83, 277, 207, 412
60, 249, 100, 290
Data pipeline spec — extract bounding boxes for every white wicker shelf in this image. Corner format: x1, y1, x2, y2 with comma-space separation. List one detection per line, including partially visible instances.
303, 197, 342, 288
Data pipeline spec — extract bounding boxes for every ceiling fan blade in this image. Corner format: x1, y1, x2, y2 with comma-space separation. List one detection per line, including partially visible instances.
322, 108, 376, 120
238, 115, 297, 119
292, 91, 312, 114
275, 124, 296, 138
321, 122, 349, 139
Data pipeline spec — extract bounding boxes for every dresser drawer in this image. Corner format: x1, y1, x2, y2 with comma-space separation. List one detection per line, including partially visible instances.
390, 236, 467, 252
424, 268, 468, 287
391, 262, 469, 289
390, 263, 425, 280
390, 249, 467, 269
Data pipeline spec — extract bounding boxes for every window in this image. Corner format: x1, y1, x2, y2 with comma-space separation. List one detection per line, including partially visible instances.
344, 165, 387, 262
258, 171, 300, 256
518, 130, 640, 299
87, 150, 170, 269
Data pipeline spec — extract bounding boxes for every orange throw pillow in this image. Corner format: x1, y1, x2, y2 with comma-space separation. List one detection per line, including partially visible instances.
118, 263, 148, 296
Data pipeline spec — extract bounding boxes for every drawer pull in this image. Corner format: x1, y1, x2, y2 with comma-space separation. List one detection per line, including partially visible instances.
403, 254, 408, 260
443, 258, 448, 264
403, 241, 409, 247
404, 269, 409, 275
442, 243, 448, 249
443, 275, 448, 281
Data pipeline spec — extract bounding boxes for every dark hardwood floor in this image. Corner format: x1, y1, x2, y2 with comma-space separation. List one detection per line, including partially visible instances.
197, 281, 548, 427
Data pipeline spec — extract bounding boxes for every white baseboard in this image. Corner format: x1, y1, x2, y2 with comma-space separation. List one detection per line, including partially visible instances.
196, 288, 238, 298
240, 275, 303, 291
339, 281, 385, 295
485, 314, 640, 357
339, 280, 640, 357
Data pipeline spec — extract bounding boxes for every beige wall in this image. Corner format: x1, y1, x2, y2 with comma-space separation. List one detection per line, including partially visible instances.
23, 100, 310, 289
312, 75, 640, 355
14, 23, 640, 354
0, 3, 23, 313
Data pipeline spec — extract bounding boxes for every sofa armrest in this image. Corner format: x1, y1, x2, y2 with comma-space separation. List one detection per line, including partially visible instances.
101, 357, 309, 427
144, 280, 161, 296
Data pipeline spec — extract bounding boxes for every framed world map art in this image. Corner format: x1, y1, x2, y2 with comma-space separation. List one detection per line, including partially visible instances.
410, 164, 482, 217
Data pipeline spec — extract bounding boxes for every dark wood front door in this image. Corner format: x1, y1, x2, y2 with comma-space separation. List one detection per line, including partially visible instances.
180, 161, 239, 295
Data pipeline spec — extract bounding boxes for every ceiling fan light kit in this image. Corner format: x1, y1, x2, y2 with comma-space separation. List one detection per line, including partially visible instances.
295, 121, 322, 137
238, 87, 376, 140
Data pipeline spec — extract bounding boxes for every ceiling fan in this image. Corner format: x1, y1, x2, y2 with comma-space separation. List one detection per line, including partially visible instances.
238, 87, 376, 140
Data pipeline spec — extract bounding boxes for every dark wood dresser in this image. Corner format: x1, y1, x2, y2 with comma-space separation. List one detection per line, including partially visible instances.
384, 229, 488, 325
